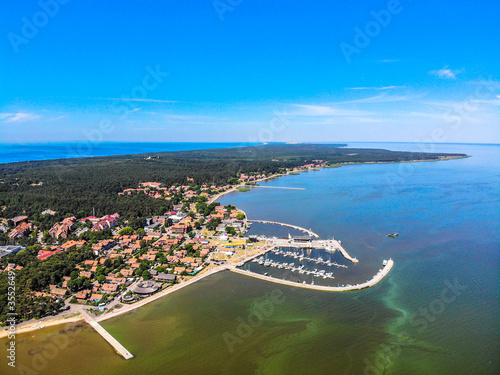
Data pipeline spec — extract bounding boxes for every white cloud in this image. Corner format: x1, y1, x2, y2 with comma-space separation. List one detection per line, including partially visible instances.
430, 67, 461, 80
290, 104, 373, 117
1, 112, 41, 123
49, 115, 65, 121
95, 97, 178, 104
467, 78, 500, 90
341, 94, 409, 104
346, 85, 406, 90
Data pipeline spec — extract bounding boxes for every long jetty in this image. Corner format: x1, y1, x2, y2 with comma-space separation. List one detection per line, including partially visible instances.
230, 259, 394, 292
248, 220, 320, 238
81, 311, 134, 359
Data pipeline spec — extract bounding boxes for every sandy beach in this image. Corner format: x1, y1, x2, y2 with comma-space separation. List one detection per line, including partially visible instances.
0, 313, 84, 339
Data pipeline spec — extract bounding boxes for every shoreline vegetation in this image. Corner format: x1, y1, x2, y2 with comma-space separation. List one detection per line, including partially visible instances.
0, 144, 468, 338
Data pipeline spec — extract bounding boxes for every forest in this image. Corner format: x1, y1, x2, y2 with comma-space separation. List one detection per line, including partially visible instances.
0, 143, 465, 226
0, 144, 466, 323
0, 244, 95, 322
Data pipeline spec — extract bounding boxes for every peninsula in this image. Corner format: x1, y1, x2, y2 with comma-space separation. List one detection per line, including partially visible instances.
0, 144, 466, 337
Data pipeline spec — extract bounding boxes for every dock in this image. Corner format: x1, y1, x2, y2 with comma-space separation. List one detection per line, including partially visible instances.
270, 238, 358, 263
81, 310, 134, 359
230, 259, 394, 292
248, 220, 320, 238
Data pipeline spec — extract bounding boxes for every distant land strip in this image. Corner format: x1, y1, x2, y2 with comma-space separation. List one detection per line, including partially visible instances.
253, 186, 306, 190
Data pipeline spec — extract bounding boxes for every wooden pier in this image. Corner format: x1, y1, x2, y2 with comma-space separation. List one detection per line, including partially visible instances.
81, 311, 134, 359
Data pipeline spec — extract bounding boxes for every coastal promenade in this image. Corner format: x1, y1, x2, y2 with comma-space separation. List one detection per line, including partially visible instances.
248, 220, 320, 238
230, 259, 394, 292
80, 310, 134, 359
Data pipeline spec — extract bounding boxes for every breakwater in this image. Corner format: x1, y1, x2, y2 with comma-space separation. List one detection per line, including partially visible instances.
231, 259, 394, 292
248, 220, 320, 238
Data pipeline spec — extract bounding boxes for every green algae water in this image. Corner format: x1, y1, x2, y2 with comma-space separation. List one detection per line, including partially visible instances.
1, 143, 499, 374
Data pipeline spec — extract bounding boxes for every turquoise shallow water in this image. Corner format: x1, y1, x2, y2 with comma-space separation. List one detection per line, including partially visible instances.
219, 143, 500, 374
1, 143, 498, 374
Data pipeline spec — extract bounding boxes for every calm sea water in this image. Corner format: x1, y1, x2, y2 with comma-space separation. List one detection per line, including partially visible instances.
1, 143, 498, 375
0, 142, 258, 163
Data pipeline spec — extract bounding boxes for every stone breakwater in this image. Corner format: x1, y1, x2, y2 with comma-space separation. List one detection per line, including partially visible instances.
231, 259, 394, 292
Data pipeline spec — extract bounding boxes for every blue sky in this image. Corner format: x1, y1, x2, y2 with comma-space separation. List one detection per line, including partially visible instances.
1, 0, 499, 144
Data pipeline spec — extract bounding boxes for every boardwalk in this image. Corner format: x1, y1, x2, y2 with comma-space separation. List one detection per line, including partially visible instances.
231, 259, 394, 292
81, 310, 134, 359
248, 220, 320, 238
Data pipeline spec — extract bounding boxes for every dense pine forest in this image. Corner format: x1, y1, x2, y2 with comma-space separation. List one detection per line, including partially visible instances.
0, 143, 465, 226
0, 144, 466, 323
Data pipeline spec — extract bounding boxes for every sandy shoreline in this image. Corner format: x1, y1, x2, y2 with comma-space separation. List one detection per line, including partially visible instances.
0, 313, 84, 339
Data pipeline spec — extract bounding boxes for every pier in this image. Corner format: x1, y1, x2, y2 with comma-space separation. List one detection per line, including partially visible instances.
248, 220, 320, 238
231, 259, 394, 292
81, 310, 134, 359
270, 238, 358, 263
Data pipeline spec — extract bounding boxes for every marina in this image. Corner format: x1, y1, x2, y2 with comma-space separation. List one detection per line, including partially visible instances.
232, 259, 394, 292
233, 235, 390, 290
0, 144, 494, 375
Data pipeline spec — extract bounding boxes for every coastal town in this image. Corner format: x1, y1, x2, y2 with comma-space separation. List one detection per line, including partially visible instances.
0, 158, 397, 362
2, 1, 494, 372
0, 162, 333, 325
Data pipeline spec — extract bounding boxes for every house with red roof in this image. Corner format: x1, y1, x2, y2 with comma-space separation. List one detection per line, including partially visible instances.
37, 249, 62, 260
140, 182, 163, 188
101, 283, 119, 293
9, 222, 32, 239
